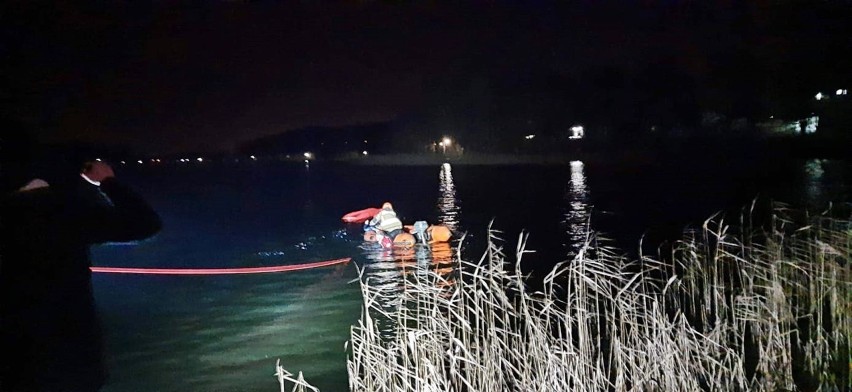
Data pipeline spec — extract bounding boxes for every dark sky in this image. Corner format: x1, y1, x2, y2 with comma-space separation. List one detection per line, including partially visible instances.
3, 1, 850, 153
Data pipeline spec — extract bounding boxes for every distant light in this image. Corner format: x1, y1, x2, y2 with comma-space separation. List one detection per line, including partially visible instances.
150, 159, 156, 163
570, 125, 585, 140
442, 137, 452, 146
303, 152, 312, 159
362, 150, 368, 155
363, 140, 368, 143
197, 157, 203, 162
815, 92, 824, 100
837, 89, 844, 96
137, 160, 143, 164
120, 161, 126, 165
438, 141, 444, 147
250, 155, 256, 160
524, 134, 535, 140
95, 158, 102, 162
304, 159, 309, 163
769, 115, 774, 119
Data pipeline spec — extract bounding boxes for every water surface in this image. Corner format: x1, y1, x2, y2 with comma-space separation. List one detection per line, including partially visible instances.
94, 157, 851, 391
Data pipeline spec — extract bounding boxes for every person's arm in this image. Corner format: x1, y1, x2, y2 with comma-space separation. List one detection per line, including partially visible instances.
368, 212, 381, 227
77, 162, 161, 244
85, 177, 163, 243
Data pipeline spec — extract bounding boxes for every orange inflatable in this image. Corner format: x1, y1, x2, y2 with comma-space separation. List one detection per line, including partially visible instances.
393, 232, 417, 249
428, 225, 452, 243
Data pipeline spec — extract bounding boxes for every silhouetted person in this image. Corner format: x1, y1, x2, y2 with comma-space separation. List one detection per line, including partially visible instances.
0, 130, 161, 392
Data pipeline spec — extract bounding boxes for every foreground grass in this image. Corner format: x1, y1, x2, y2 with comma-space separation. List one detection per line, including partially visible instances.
280, 204, 850, 391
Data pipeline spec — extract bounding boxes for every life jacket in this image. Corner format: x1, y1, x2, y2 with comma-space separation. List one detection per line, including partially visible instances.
372, 209, 403, 232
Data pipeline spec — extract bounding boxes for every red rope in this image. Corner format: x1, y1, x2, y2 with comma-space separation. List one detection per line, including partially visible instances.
90, 257, 351, 275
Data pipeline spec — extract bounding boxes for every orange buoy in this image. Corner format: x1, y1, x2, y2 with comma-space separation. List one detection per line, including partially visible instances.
393, 232, 417, 249
428, 225, 452, 243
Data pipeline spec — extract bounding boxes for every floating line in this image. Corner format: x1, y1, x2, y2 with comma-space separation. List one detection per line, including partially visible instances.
91, 257, 351, 275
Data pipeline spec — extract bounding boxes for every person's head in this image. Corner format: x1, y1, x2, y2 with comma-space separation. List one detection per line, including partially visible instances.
382, 202, 393, 211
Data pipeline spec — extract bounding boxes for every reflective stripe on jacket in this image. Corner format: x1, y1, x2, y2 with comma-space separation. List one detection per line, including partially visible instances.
370, 209, 402, 232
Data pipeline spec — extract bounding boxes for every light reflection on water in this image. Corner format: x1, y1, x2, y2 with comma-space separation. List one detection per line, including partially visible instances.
358, 243, 457, 341
98, 260, 361, 392
562, 160, 591, 257
437, 163, 461, 232
803, 159, 826, 205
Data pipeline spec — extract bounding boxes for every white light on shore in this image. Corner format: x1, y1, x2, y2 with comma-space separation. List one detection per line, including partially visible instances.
815, 92, 824, 100
525, 134, 535, 140
303, 152, 312, 159
197, 157, 203, 162
137, 160, 143, 164
570, 125, 585, 140
250, 155, 256, 160
362, 150, 368, 155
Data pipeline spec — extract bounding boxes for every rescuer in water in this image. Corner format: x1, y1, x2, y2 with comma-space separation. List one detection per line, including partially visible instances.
367, 202, 403, 241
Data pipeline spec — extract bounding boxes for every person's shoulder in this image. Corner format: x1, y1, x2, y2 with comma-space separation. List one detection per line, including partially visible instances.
2, 186, 63, 215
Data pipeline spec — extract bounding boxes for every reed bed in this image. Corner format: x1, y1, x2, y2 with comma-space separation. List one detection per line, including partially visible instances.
281, 205, 851, 391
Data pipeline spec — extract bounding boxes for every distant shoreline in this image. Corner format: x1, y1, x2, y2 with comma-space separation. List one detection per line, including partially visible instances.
336, 153, 589, 166
334, 149, 668, 166
333, 137, 851, 166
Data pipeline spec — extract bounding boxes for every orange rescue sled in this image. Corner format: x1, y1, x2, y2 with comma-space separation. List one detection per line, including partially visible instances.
342, 207, 381, 223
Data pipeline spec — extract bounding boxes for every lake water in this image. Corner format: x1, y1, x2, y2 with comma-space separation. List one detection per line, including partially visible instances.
94, 157, 851, 391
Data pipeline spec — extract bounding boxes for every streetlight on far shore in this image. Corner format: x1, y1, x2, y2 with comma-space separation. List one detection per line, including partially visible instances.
441, 137, 452, 154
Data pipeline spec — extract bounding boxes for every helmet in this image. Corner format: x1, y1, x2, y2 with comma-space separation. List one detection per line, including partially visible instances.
382, 202, 393, 210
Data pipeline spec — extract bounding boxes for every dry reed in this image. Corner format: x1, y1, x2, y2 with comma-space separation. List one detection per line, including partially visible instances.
281, 205, 851, 391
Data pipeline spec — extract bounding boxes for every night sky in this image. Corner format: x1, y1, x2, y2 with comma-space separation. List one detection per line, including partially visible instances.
3, 1, 850, 153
